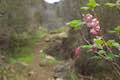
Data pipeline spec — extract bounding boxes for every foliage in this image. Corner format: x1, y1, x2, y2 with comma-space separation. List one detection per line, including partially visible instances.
81, 45, 93, 49
87, 0, 98, 9
68, 72, 79, 80
39, 50, 60, 65
68, 0, 120, 61
68, 0, 120, 78
0, 0, 44, 54
67, 20, 84, 29
8, 27, 47, 64
9, 52, 34, 64
50, 27, 68, 33
81, 0, 99, 10
0, 63, 27, 80
114, 26, 120, 32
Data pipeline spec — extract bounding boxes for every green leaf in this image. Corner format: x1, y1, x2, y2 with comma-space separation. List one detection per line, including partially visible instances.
67, 20, 84, 29
114, 54, 119, 58
105, 3, 117, 7
107, 40, 115, 47
108, 30, 117, 33
107, 40, 120, 50
106, 53, 114, 60
91, 55, 102, 60
94, 39, 104, 45
97, 50, 106, 59
81, 45, 93, 49
80, 7, 90, 11
87, 0, 99, 9
116, 0, 120, 5
113, 42, 120, 51
98, 50, 106, 54
114, 26, 120, 32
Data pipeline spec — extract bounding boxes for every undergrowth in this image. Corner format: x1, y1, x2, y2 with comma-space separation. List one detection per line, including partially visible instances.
39, 50, 60, 65
7, 27, 48, 64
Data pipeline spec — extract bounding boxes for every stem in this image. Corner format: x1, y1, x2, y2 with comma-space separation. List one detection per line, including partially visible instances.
102, 38, 112, 53
97, 51, 120, 78
111, 62, 120, 71
113, 70, 120, 79
79, 30, 91, 45
112, 64, 120, 79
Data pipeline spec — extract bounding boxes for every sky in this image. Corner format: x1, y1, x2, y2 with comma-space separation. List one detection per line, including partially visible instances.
44, 0, 61, 4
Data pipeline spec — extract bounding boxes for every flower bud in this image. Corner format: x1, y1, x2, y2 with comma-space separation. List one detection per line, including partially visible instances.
75, 47, 81, 58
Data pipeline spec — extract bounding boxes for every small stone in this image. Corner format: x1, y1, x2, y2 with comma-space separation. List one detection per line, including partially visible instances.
46, 55, 55, 60
45, 38, 50, 42
56, 78, 64, 80
28, 71, 35, 76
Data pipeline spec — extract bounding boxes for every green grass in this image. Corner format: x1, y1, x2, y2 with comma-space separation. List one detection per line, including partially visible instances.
50, 26, 68, 33
9, 53, 34, 64
39, 50, 46, 63
68, 72, 79, 80
47, 59, 59, 65
31, 27, 48, 44
39, 50, 60, 65
8, 27, 48, 64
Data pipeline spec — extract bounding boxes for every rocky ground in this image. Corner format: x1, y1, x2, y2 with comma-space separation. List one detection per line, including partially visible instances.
0, 29, 116, 80
26, 32, 70, 80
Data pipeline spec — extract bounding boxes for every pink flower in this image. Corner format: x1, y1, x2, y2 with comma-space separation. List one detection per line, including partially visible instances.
94, 25, 100, 32
88, 21, 97, 28
83, 14, 101, 36
83, 14, 93, 22
75, 47, 81, 58
90, 29, 98, 35
86, 22, 92, 28
92, 18, 99, 25
92, 18, 97, 22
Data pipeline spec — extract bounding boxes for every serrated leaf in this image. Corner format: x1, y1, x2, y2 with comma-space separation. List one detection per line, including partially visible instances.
81, 45, 93, 49
67, 20, 84, 29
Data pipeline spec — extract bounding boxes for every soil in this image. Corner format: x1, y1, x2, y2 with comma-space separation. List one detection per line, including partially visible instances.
27, 38, 56, 80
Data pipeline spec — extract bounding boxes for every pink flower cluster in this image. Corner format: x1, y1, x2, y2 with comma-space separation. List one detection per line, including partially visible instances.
75, 47, 81, 58
83, 14, 100, 35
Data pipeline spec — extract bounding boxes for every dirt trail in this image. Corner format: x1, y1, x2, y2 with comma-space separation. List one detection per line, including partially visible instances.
27, 38, 55, 80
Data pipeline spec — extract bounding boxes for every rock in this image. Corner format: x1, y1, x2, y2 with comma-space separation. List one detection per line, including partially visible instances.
58, 32, 68, 39
56, 78, 64, 80
46, 55, 55, 60
16, 62, 28, 67
45, 38, 51, 42
47, 32, 68, 41
28, 71, 35, 76
54, 59, 75, 80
